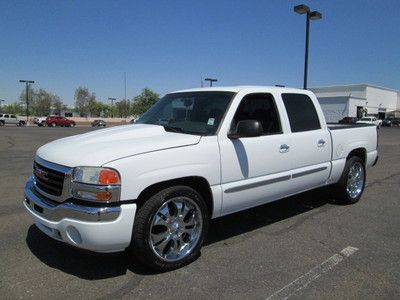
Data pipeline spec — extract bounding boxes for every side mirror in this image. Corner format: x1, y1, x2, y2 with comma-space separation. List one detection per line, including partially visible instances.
228, 120, 263, 139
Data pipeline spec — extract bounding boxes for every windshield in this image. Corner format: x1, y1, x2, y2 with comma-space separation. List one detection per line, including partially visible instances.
136, 91, 235, 135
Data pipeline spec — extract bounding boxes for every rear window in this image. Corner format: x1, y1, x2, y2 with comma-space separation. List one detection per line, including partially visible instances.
281, 93, 321, 132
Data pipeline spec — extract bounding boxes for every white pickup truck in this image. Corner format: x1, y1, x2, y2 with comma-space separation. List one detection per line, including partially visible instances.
24, 86, 378, 270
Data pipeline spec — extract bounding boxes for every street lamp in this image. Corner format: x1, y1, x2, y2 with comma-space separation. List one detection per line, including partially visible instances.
19, 80, 35, 120
294, 4, 322, 89
108, 97, 116, 118
204, 78, 218, 87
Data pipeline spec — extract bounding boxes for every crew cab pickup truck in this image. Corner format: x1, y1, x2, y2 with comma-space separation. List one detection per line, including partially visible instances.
0, 113, 26, 126
24, 86, 378, 270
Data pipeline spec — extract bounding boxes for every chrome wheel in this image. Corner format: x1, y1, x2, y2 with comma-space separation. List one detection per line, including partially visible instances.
149, 197, 203, 262
346, 162, 364, 199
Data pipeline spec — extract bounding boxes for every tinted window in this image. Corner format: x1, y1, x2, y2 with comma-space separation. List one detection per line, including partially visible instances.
232, 93, 282, 135
11, 115, 16, 118
0, 114, 3, 117
281, 93, 320, 132
4, 114, 9, 118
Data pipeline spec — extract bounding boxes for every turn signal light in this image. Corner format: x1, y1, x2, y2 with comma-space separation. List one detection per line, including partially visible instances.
96, 191, 113, 201
98, 169, 120, 185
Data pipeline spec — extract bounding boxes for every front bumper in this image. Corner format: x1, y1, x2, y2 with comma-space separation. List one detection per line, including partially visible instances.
24, 177, 136, 253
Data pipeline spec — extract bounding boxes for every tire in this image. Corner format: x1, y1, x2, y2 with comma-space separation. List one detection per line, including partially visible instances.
19, 121, 26, 127
130, 186, 209, 271
0, 121, 4, 127
332, 156, 366, 204
51, 122, 57, 127
41, 121, 46, 127
70, 123, 75, 127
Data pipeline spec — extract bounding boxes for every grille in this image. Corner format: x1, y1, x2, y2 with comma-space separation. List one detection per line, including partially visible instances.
33, 161, 65, 196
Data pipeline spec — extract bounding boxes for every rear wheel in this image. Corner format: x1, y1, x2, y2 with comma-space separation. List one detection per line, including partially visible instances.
332, 156, 365, 204
130, 186, 209, 271
51, 122, 56, 127
0, 121, 4, 126
70, 123, 75, 127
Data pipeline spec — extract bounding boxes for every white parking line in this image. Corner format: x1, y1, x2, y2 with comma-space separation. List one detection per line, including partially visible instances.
265, 246, 359, 300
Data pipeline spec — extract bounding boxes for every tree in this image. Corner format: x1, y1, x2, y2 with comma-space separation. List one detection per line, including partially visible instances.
1, 103, 24, 115
115, 100, 131, 118
19, 87, 65, 116
74, 86, 96, 117
131, 88, 159, 116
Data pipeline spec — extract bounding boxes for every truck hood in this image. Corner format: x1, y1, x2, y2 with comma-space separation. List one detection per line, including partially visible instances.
36, 124, 201, 167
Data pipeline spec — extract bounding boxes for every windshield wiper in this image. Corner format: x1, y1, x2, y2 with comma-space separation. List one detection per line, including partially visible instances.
162, 125, 185, 133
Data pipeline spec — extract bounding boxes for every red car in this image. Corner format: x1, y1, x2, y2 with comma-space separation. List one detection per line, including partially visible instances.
46, 116, 76, 127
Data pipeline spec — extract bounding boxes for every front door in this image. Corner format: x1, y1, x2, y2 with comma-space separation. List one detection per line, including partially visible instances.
218, 93, 292, 215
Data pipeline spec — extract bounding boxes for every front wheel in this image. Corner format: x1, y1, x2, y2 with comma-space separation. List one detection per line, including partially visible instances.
70, 123, 75, 127
130, 186, 209, 271
51, 122, 57, 127
332, 156, 366, 204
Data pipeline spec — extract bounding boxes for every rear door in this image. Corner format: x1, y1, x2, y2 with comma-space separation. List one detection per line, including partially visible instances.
280, 93, 331, 194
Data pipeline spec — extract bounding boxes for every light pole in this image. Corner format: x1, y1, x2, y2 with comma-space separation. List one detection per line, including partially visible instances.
108, 97, 116, 118
19, 80, 35, 120
294, 4, 322, 89
204, 78, 218, 87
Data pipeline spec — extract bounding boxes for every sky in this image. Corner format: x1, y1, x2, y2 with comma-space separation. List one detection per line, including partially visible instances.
1, 0, 399, 106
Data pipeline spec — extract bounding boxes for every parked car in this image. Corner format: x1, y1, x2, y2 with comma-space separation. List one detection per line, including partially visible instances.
338, 117, 359, 124
24, 86, 378, 271
356, 116, 382, 127
0, 113, 26, 126
382, 117, 400, 127
33, 116, 48, 127
91, 119, 107, 127
46, 116, 76, 127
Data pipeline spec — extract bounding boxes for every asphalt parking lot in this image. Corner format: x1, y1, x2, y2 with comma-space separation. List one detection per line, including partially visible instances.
0, 126, 399, 299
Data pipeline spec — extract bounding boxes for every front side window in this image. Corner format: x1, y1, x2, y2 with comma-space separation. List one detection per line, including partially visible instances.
281, 93, 321, 132
4, 114, 9, 118
136, 92, 235, 135
231, 93, 282, 135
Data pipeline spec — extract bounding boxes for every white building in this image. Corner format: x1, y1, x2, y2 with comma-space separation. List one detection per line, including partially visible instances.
310, 84, 400, 122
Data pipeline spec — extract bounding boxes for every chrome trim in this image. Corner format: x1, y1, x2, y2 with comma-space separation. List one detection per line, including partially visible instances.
292, 166, 328, 179
24, 177, 121, 222
224, 175, 291, 193
34, 156, 73, 203
71, 182, 121, 203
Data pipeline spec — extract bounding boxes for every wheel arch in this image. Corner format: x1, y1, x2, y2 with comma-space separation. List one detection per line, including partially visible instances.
347, 148, 367, 165
136, 176, 214, 218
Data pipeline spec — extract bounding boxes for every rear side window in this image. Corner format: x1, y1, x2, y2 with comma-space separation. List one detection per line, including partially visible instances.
11, 115, 16, 118
281, 93, 321, 132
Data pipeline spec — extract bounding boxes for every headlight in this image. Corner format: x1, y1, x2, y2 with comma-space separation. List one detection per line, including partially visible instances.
72, 167, 121, 202
73, 167, 120, 185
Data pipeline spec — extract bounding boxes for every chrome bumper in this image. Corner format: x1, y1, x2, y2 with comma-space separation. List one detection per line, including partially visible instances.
24, 177, 121, 222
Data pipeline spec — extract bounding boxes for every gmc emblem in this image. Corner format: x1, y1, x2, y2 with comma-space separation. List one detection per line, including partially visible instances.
35, 168, 49, 181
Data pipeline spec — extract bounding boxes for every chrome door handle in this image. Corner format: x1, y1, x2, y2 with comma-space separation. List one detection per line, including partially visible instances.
318, 139, 326, 147
280, 144, 290, 153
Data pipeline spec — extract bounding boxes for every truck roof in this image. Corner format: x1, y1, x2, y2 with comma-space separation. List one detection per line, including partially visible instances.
171, 85, 308, 94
